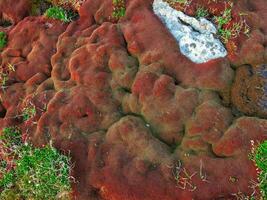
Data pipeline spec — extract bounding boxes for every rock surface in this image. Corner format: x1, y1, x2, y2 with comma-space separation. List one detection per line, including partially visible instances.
152, 0, 227, 63
0, 0, 266, 200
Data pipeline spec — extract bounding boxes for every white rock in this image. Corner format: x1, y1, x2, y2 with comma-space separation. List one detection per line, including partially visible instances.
152, 0, 227, 63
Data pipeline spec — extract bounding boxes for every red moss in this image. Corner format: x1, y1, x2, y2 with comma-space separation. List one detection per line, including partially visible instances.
0, 0, 266, 199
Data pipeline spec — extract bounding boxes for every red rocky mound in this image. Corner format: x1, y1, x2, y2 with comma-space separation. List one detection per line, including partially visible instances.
0, 0, 266, 199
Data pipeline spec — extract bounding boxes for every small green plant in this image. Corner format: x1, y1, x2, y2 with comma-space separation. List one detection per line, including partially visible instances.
0, 127, 22, 148
0, 127, 23, 184
213, 3, 233, 43
250, 140, 267, 199
112, 0, 126, 19
0, 32, 7, 49
22, 103, 36, 121
0, 127, 73, 200
212, 2, 250, 44
44, 6, 71, 22
195, 6, 209, 18
112, 7, 126, 19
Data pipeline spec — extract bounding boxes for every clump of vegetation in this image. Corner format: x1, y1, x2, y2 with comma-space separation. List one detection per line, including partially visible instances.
0, 63, 16, 89
112, 0, 126, 19
31, 0, 52, 16
22, 103, 36, 121
0, 32, 7, 50
0, 73, 9, 88
55, 0, 83, 10
166, 0, 191, 9
0, 127, 73, 200
165, 0, 250, 47
0, 127, 22, 154
44, 6, 72, 22
195, 5, 209, 18
212, 2, 250, 44
250, 140, 267, 199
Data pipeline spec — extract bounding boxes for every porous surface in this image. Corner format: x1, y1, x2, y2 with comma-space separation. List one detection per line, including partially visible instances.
0, 0, 266, 200
231, 64, 267, 118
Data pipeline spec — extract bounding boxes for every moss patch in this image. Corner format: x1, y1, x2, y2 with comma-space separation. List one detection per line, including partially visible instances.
250, 140, 267, 199
0, 127, 73, 200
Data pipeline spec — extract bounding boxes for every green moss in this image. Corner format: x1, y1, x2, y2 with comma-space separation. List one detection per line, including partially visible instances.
250, 140, 267, 199
0, 127, 73, 200
44, 6, 71, 22
14, 145, 72, 199
254, 141, 267, 199
0, 32, 7, 49
0, 127, 22, 149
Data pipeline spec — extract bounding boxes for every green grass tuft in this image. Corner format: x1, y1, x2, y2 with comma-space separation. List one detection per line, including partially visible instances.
195, 6, 209, 18
0, 32, 7, 49
254, 141, 267, 199
0, 127, 22, 151
44, 6, 71, 22
250, 140, 267, 199
22, 104, 36, 121
0, 127, 73, 200
112, 0, 126, 19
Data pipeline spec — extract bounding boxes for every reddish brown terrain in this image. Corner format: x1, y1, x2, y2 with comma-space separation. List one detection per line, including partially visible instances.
0, 0, 266, 199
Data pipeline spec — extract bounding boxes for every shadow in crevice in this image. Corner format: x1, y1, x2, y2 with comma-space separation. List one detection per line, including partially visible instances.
0, 18, 13, 28
0, 102, 7, 118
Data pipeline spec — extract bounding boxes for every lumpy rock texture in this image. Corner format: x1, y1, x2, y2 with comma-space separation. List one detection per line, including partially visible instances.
0, 0, 266, 200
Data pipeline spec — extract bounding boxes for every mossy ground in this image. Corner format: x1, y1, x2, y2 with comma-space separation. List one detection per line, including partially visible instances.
250, 140, 267, 199
0, 127, 73, 200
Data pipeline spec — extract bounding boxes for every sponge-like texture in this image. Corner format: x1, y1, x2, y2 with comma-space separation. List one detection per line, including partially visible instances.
0, 0, 266, 199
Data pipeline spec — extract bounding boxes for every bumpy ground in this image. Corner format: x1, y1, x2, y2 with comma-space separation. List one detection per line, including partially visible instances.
0, 0, 266, 199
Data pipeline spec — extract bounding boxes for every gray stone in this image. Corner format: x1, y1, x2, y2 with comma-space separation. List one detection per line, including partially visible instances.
152, 0, 227, 64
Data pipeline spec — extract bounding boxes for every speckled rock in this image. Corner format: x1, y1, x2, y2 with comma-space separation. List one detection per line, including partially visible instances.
152, 0, 227, 63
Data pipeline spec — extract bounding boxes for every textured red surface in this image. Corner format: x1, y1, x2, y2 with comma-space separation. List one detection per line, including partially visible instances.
0, 0, 267, 199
